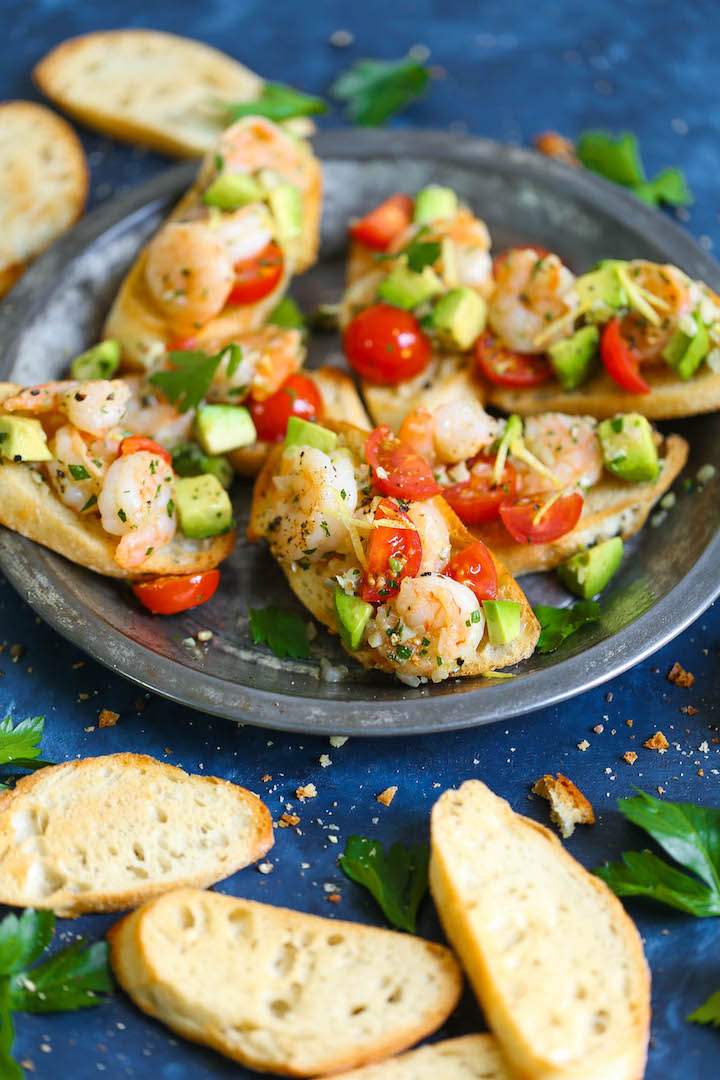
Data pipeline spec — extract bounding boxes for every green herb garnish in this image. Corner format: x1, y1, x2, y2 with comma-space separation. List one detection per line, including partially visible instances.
225, 82, 326, 124
688, 991, 720, 1028
375, 225, 441, 272
149, 344, 242, 413
249, 605, 311, 660
340, 836, 429, 932
533, 601, 600, 653
268, 296, 306, 332
331, 55, 431, 126
576, 131, 692, 208
0, 716, 53, 789
68, 465, 90, 481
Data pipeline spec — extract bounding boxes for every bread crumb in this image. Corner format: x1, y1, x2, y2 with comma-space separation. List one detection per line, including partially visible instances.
135, 698, 147, 711
626, 719, 633, 727
319, 754, 332, 768
261, 774, 272, 783
377, 786, 398, 807
643, 731, 669, 751
72, 661, 85, 670
196, 629, 213, 642
257, 862, 273, 875
658, 786, 665, 794
329, 736, 348, 748
98, 709, 119, 728
278, 813, 300, 828
623, 751, 638, 765
681, 705, 699, 715
605, 692, 613, 702
699, 768, 705, 777
577, 739, 590, 751
296, 783, 317, 800
84, 726, 95, 733
10, 644, 24, 662
668, 662, 694, 687
533, 131, 579, 165
532, 773, 595, 838
328, 834, 338, 844
593, 724, 604, 734
327, 892, 342, 903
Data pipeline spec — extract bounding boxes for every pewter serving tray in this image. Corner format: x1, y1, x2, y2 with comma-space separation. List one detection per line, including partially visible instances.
1, 130, 718, 735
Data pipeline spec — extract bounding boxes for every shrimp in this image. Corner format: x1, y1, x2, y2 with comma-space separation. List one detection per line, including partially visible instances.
213, 117, 313, 191
389, 207, 493, 296
398, 401, 501, 466
619, 260, 693, 363
488, 249, 576, 353
517, 413, 603, 496
206, 327, 303, 404
144, 204, 275, 334
407, 500, 451, 573
46, 426, 117, 514
270, 445, 358, 564
2, 380, 131, 437
98, 451, 176, 570
370, 574, 484, 683
122, 376, 195, 448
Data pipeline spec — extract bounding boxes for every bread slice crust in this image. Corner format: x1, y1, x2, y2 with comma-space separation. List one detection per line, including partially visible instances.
319, 1034, 514, 1079
0, 755, 273, 917
108, 888, 463, 1076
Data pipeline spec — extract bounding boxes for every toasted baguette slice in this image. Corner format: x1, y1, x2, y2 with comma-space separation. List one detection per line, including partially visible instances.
322, 1034, 514, 1079
108, 888, 463, 1076
0, 101, 87, 298
485, 364, 720, 420
0, 755, 273, 917
34, 30, 267, 158
471, 431, 688, 575
249, 421, 540, 679
229, 366, 371, 477
430, 780, 651, 1080
532, 773, 595, 839
361, 354, 486, 433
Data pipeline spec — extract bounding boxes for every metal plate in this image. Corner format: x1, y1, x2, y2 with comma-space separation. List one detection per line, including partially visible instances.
1, 130, 719, 736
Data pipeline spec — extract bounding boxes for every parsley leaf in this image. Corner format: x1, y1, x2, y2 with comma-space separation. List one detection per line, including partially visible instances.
268, 296, 306, 332
149, 344, 242, 413
249, 605, 311, 660
688, 990, 720, 1027
0, 979, 19, 1080
0, 716, 53, 789
533, 601, 600, 653
576, 131, 692, 207
595, 789, 720, 916
375, 225, 441, 272
340, 835, 430, 932
331, 56, 431, 126
226, 82, 327, 124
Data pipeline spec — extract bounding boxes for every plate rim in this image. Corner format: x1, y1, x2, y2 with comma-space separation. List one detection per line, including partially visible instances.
1, 128, 719, 737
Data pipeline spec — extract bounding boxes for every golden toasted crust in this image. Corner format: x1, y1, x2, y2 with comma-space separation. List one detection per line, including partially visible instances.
532, 773, 596, 838
470, 433, 688, 575
361, 354, 486, 432
0, 101, 87, 282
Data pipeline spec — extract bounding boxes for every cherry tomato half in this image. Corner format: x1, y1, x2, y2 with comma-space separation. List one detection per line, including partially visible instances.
443, 457, 517, 526
132, 569, 220, 615
366, 425, 440, 500
445, 540, 498, 604
249, 374, 323, 443
600, 317, 651, 395
119, 436, 172, 466
228, 240, 284, 306
349, 193, 414, 251
492, 245, 551, 278
359, 498, 422, 604
344, 303, 431, 384
499, 492, 584, 544
474, 331, 552, 388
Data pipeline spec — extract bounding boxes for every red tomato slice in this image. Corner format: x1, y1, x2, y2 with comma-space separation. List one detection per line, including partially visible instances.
492, 245, 551, 278
443, 457, 517, 525
132, 570, 220, 615
249, 374, 323, 443
366, 425, 440, 500
474, 331, 552, 388
227, 240, 284, 305
344, 303, 431, 384
499, 492, 584, 544
119, 436, 172, 466
349, 194, 414, 251
600, 317, 651, 394
359, 498, 422, 603
445, 540, 498, 603
166, 336, 199, 352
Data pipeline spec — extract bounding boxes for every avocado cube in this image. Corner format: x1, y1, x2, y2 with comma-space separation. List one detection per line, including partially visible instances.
269, 296, 305, 331
175, 474, 233, 539
0, 416, 52, 462
661, 313, 709, 380
334, 587, 373, 651
284, 417, 337, 453
557, 537, 624, 599
171, 442, 234, 489
70, 339, 121, 380
432, 287, 487, 349
597, 413, 659, 483
267, 183, 302, 242
377, 264, 443, 310
203, 172, 265, 210
413, 185, 459, 224
195, 405, 256, 456
481, 600, 521, 646
575, 263, 627, 322
548, 325, 599, 390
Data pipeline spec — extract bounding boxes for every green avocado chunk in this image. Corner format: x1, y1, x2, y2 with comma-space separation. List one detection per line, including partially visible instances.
0, 416, 52, 462
413, 185, 459, 224
284, 416, 338, 453
432, 287, 487, 349
597, 413, 659, 482
203, 173, 265, 209
70, 340, 121, 380
661, 311, 710, 380
171, 442, 234, 490
377, 264, 443, 309
334, 587, 373, 651
547, 324, 599, 390
267, 183, 302, 243
175, 474, 233, 539
481, 599, 521, 646
557, 537, 624, 599
575, 262, 628, 323
195, 405, 256, 455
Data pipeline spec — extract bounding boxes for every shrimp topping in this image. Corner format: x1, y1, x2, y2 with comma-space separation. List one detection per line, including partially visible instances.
2, 380, 131, 438
122, 375, 195, 447
407, 500, 451, 573
370, 574, 484, 682
98, 450, 176, 569
206, 326, 303, 404
518, 414, 603, 495
214, 117, 312, 191
46, 426, 117, 514
271, 445, 358, 564
488, 249, 577, 353
618, 260, 693, 362
399, 401, 501, 466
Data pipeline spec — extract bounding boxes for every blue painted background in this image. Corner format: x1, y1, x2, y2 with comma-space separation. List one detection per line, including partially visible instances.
1, 1, 720, 1076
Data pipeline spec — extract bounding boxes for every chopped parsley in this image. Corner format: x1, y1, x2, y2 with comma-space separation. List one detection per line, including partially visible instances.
68, 464, 90, 481
149, 343, 242, 412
